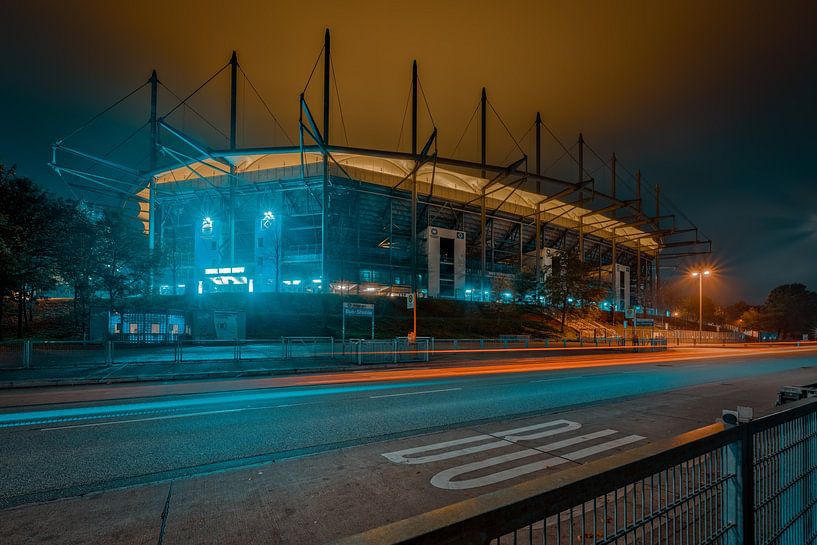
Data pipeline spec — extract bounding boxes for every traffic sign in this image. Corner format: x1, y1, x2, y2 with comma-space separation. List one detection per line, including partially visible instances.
407, 293, 415, 309
635, 319, 655, 327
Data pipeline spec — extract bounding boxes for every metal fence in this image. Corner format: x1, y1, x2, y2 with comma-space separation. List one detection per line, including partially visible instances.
348, 338, 430, 365
0, 341, 24, 369
333, 398, 817, 545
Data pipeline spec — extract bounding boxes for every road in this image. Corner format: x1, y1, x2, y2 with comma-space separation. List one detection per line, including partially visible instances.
1, 345, 817, 544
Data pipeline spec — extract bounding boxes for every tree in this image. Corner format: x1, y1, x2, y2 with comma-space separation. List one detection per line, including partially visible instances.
543, 249, 606, 333
0, 168, 64, 338
739, 308, 761, 330
512, 267, 540, 302
724, 300, 752, 324
95, 210, 156, 309
759, 284, 817, 339
54, 203, 103, 338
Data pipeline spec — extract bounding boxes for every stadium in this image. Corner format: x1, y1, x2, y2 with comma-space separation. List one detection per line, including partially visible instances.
49, 31, 710, 315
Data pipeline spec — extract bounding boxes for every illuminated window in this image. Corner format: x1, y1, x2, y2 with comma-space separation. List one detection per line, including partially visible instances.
151, 323, 160, 334
129, 323, 138, 334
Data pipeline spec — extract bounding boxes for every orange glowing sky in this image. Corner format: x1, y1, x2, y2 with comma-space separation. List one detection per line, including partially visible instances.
1, 1, 816, 301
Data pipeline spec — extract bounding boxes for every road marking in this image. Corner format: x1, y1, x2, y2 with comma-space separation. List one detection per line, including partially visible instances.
430, 430, 622, 490
382, 418, 646, 490
383, 420, 580, 465
39, 402, 317, 431
370, 388, 462, 399
529, 376, 582, 383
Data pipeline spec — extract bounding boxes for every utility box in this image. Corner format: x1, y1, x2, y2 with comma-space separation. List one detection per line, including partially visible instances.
422, 226, 466, 298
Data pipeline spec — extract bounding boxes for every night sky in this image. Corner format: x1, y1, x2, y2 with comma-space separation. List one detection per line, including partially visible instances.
1, 1, 815, 303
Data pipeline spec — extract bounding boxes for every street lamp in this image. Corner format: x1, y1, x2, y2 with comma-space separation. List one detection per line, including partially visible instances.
690, 270, 711, 340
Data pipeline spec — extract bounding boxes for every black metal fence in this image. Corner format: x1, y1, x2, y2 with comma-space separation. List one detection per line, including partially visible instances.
332, 398, 817, 545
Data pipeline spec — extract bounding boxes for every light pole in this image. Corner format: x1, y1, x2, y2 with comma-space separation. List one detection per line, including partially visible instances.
690, 270, 711, 341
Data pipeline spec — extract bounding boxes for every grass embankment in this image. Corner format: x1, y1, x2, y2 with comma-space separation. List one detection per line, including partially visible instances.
2, 293, 565, 340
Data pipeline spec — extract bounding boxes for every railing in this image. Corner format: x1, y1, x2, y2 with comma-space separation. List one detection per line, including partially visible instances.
348, 338, 430, 365
332, 397, 817, 545
0, 335, 672, 370
0, 341, 24, 369
281, 336, 335, 359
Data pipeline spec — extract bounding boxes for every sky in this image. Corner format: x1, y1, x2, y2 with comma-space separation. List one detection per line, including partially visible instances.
1, 0, 815, 303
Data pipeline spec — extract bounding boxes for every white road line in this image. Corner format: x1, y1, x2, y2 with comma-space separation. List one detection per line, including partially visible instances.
39, 402, 315, 431
528, 376, 581, 383
370, 388, 462, 399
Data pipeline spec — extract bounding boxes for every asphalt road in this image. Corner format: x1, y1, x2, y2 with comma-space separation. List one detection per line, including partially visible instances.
1, 346, 816, 510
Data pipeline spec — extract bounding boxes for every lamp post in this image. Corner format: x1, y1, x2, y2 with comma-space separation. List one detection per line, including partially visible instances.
690, 270, 711, 341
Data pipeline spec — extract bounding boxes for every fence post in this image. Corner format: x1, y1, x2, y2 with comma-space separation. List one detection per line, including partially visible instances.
393, 339, 398, 364
23, 340, 32, 369
104, 341, 113, 366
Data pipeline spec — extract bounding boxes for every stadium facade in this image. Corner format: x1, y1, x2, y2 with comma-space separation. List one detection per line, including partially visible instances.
50, 31, 710, 314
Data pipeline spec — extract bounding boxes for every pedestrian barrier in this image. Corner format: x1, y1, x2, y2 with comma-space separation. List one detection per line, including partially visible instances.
281, 336, 335, 359
348, 338, 430, 365
333, 397, 817, 545
2, 335, 673, 370
0, 341, 25, 369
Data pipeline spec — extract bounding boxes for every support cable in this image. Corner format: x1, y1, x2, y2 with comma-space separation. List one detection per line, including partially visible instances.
238, 65, 294, 145
395, 80, 412, 152
330, 59, 350, 146
302, 45, 325, 94
162, 62, 230, 119
58, 81, 148, 143
159, 82, 230, 143
451, 99, 481, 159
417, 78, 436, 128
487, 100, 525, 157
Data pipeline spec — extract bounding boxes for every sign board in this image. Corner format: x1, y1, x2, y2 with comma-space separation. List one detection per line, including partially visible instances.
342, 303, 375, 340
343, 302, 374, 317
625, 308, 635, 319
406, 293, 415, 309
635, 319, 655, 327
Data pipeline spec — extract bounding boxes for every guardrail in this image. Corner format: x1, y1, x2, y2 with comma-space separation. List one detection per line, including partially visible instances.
332, 397, 817, 545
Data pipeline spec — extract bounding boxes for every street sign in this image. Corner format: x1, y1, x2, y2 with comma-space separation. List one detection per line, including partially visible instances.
635, 319, 655, 327
406, 293, 415, 309
343, 302, 374, 317
342, 303, 375, 341
625, 308, 635, 319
